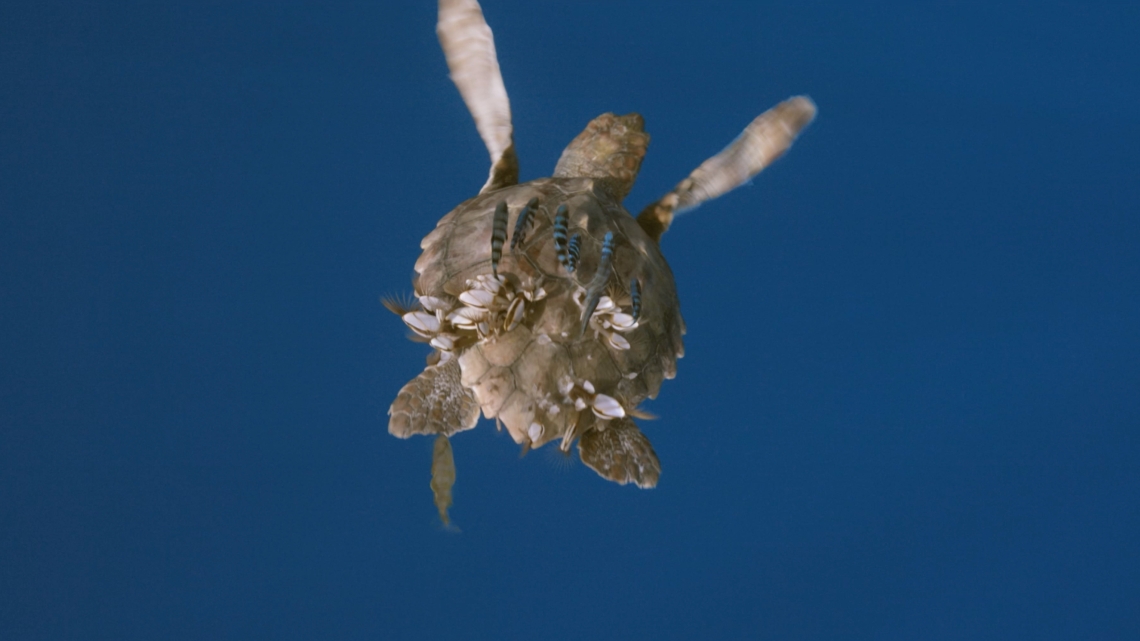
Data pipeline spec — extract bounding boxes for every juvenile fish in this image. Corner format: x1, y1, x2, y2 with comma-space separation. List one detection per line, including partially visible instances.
553, 204, 571, 271
579, 231, 615, 336
630, 278, 642, 320
566, 233, 582, 273
491, 200, 509, 278
510, 197, 538, 250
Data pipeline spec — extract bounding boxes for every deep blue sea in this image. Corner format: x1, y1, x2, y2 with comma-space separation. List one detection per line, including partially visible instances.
2, 2, 1137, 639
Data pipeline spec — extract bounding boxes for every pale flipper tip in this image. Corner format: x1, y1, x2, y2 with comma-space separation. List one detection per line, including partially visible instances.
637, 95, 817, 241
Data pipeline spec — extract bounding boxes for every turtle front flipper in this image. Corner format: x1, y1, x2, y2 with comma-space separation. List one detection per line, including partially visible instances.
637, 96, 817, 241
437, 0, 518, 192
389, 355, 481, 438
578, 417, 661, 489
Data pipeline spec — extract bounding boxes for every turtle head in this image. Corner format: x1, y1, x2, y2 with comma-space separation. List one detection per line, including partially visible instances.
553, 113, 649, 202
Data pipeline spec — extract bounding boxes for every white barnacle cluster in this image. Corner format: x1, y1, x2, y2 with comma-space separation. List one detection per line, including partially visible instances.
448, 274, 545, 340
558, 375, 626, 421
574, 291, 639, 351
400, 294, 460, 352
401, 275, 547, 352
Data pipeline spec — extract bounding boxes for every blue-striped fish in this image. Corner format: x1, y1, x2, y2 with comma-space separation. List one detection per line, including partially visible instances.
566, 233, 582, 273
579, 231, 615, 336
490, 200, 509, 278
553, 204, 570, 271
630, 278, 642, 320
510, 197, 538, 250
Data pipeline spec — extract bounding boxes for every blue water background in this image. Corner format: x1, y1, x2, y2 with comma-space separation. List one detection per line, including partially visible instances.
2, 2, 1137, 639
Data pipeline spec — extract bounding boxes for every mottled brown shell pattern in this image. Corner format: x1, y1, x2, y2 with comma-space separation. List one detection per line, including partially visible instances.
412, 177, 684, 451
394, 1, 814, 499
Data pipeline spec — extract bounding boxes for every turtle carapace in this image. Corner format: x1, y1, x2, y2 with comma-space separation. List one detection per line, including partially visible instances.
387, 0, 816, 497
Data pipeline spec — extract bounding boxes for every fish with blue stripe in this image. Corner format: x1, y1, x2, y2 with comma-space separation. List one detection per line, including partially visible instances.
510, 197, 538, 250
553, 204, 571, 271
579, 231, 615, 337
566, 233, 582, 272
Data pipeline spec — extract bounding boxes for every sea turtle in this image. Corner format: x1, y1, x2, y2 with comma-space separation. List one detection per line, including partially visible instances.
387, 0, 816, 498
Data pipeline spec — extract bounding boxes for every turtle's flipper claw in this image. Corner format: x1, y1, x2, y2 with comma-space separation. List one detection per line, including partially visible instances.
578, 417, 661, 489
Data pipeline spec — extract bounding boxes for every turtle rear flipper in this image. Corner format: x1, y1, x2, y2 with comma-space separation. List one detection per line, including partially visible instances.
437, 0, 518, 192
637, 96, 817, 241
578, 417, 661, 489
389, 356, 480, 438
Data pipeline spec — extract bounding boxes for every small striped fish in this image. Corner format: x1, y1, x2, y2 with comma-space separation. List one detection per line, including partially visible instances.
490, 200, 509, 278
553, 204, 570, 271
630, 278, 642, 320
510, 197, 538, 250
566, 233, 582, 273
579, 231, 615, 336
